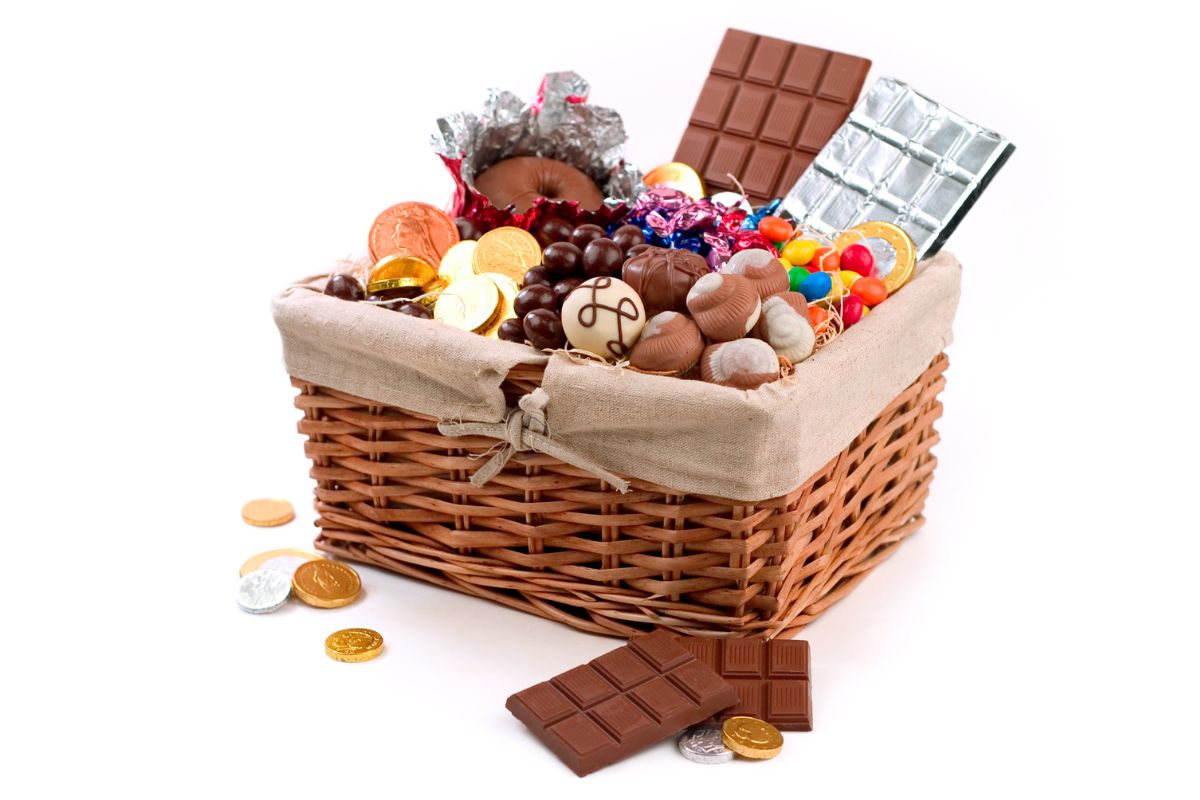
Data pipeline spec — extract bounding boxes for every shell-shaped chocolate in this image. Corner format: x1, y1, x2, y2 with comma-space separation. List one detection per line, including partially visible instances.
754, 293, 816, 364
685, 272, 761, 343
700, 339, 782, 390
622, 246, 711, 317
628, 311, 705, 375
560, 276, 646, 360
724, 249, 790, 299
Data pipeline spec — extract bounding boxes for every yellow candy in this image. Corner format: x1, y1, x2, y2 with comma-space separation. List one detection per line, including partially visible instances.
782, 239, 819, 267
838, 270, 861, 290
778, 256, 792, 269
827, 275, 849, 299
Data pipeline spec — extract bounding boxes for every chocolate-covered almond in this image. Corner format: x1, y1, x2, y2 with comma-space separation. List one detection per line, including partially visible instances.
723, 249, 790, 299
685, 272, 761, 342
754, 293, 816, 364
700, 339, 781, 390
628, 311, 705, 375
622, 246, 710, 316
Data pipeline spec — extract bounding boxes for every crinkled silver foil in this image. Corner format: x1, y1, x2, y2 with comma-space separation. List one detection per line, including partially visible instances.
782, 77, 1014, 258
432, 71, 641, 203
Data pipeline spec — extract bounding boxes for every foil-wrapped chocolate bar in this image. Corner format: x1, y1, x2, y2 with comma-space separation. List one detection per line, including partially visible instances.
782, 78, 1014, 258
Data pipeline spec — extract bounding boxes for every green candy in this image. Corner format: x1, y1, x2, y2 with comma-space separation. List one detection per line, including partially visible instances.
788, 266, 811, 293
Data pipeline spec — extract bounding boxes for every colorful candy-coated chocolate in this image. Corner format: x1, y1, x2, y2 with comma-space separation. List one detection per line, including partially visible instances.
810, 247, 840, 271
840, 243, 875, 276
809, 305, 829, 334
787, 266, 810, 292
838, 270, 861, 290
850, 276, 888, 307
781, 239, 819, 267
778, 257, 792, 269
799, 270, 832, 302
757, 215, 793, 243
840, 294, 864, 326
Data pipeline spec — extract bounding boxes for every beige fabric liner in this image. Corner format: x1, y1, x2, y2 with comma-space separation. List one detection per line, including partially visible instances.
273, 251, 960, 501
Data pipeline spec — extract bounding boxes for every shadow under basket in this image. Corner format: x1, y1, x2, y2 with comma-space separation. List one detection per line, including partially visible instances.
294, 354, 947, 639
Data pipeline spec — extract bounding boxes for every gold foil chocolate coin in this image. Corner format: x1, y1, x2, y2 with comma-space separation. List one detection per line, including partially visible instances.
438, 240, 479, 284
643, 161, 705, 200
721, 716, 784, 760
368, 201, 459, 267
480, 272, 518, 338
239, 548, 323, 578
291, 559, 362, 608
836, 221, 916, 294
472, 226, 542, 283
367, 253, 438, 293
433, 273, 501, 333
325, 628, 384, 663
240, 498, 295, 527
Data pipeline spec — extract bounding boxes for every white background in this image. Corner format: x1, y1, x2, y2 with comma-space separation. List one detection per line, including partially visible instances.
2, 1, 1197, 797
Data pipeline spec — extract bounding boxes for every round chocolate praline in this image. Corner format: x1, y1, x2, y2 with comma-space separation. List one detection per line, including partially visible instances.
569, 224, 606, 249
542, 242, 583, 278
582, 239, 623, 278
523, 308, 566, 349
514, 284, 557, 317
626, 243, 652, 259
552, 277, 583, 307
395, 301, 432, 319
365, 292, 409, 311
454, 216, 485, 241
522, 265, 551, 287
535, 217, 574, 247
497, 318, 526, 343
611, 224, 647, 255
324, 273, 365, 302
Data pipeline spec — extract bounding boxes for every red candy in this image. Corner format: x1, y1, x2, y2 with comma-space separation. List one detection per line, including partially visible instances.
839, 294, 864, 326
840, 243, 875, 276
810, 246, 840, 271
850, 276, 887, 307
756, 215, 793, 243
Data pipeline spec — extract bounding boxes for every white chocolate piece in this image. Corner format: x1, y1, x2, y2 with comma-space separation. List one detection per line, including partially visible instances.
756, 294, 816, 364
700, 339, 781, 390
560, 276, 646, 361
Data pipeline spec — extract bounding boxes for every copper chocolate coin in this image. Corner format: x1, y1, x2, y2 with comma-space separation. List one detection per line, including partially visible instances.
368, 201, 459, 268
240, 498, 295, 527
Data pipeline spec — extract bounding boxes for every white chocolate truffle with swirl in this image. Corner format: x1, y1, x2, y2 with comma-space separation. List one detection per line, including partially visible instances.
753, 292, 816, 364
628, 311, 705, 375
560, 276, 646, 360
723, 249, 789, 299
685, 272, 761, 342
700, 339, 782, 390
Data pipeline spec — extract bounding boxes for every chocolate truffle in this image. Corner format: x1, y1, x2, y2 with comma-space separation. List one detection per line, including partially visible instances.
628, 312, 705, 375
754, 293, 816, 364
474, 157, 605, 213
560, 276, 646, 360
622, 246, 711, 317
700, 339, 782, 390
685, 272, 761, 342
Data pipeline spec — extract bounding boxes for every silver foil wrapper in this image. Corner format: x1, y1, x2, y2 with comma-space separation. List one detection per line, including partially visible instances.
782, 77, 1013, 258
431, 71, 641, 205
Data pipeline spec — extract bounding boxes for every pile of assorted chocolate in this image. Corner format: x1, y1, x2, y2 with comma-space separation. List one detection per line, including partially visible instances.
321, 29, 1011, 393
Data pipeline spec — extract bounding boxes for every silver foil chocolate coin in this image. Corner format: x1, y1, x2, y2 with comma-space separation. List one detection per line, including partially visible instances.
678, 725, 735, 764
236, 568, 292, 614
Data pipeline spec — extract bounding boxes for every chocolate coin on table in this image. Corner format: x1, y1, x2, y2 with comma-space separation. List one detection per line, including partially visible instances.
438, 240, 478, 284
240, 498, 294, 527
236, 568, 292, 614
368, 201, 459, 268
836, 221, 916, 294
678, 725, 735, 764
367, 253, 438, 294
239, 548, 323, 578
325, 628, 384, 663
479, 273, 518, 338
433, 273, 501, 333
643, 161, 705, 200
291, 559, 362, 609
472, 226, 542, 284
721, 716, 784, 760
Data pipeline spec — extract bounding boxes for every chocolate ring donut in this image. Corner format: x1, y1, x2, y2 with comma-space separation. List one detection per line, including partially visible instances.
474, 156, 605, 213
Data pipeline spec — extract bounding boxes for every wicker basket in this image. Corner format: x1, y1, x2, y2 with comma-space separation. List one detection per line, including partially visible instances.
293, 353, 947, 639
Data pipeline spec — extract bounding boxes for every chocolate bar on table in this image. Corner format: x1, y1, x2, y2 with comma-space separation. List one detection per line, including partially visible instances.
675, 29, 872, 205
680, 637, 812, 731
506, 631, 738, 776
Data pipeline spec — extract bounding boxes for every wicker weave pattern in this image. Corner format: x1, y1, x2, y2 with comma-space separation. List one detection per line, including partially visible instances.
295, 355, 947, 639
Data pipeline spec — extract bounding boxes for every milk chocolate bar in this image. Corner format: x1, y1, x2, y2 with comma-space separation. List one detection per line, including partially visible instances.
680, 637, 812, 731
675, 29, 871, 204
506, 631, 738, 776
